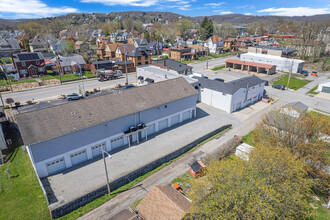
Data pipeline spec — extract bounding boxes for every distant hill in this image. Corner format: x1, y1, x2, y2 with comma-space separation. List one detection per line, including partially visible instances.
0, 12, 329, 30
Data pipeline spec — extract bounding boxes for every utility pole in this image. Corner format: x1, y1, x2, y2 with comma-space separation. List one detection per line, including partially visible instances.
286, 60, 294, 90
101, 145, 111, 197
206, 59, 208, 70
123, 45, 128, 85
56, 54, 62, 85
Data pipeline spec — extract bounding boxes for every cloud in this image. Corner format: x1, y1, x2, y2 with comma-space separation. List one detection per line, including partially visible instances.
257, 7, 330, 16
0, 0, 78, 18
219, 11, 233, 15
81, 0, 158, 7
244, 13, 252, 15
204, 2, 225, 8
178, 4, 192, 11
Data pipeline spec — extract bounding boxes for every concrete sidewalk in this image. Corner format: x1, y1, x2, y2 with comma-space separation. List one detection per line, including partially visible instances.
45, 103, 242, 210
295, 71, 330, 94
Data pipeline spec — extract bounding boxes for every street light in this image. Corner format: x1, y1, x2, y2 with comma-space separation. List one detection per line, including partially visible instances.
101, 145, 112, 197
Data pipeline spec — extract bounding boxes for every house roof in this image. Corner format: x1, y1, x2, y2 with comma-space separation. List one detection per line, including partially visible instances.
189, 45, 208, 51
208, 35, 223, 44
127, 47, 149, 57
97, 42, 106, 50
146, 41, 160, 50
16, 78, 197, 145
12, 52, 44, 63
92, 60, 113, 69
283, 102, 308, 112
116, 60, 134, 65
0, 37, 21, 51
226, 59, 275, 69
134, 38, 148, 46
29, 35, 47, 46
58, 55, 86, 67
194, 75, 265, 95
107, 43, 122, 52
117, 44, 135, 54
152, 59, 192, 72
137, 185, 191, 220
169, 45, 191, 51
108, 209, 138, 220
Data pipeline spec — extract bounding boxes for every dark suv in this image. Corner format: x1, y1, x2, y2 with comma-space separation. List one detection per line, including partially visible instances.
272, 84, 285, 90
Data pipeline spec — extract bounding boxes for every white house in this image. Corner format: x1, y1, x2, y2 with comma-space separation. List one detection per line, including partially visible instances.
204, 35, 224, 53
235, 143, 255, 161
280, 102, 308, 118
16, 78, 198, 178
317, 79, 330, 93
194, 76, 265, 113
240, 53, 304, 73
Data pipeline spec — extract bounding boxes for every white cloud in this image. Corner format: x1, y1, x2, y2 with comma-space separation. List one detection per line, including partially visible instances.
244, 13, 252, 15
204, 2, 225, 8
257, 7, 330, 16
178, 4, 192, 11
219, 11, 233, 15
81, 0, 158, 7
0, 0, 78, 18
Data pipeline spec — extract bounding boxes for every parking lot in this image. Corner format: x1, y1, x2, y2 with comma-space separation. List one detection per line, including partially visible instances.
44, 103, 243, 210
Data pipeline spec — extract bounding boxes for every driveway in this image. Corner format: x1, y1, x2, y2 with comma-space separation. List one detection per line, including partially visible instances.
45, 103, 243, 210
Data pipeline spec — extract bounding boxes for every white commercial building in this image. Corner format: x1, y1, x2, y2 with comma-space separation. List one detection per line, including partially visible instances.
240, 53, 304, 73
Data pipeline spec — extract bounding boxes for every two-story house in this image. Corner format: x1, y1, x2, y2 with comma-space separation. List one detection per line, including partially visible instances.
115, 44, 135, 61
29, 35, 48, 53
189, 45, 209, 59
169, 45, 193, 61
145, 41, 162, 55
11, 52, 46, 78
204, 35, 224, 53
224, 38, 237, 51
0, 36, 21, 57
128, 38, 148, 48
105, 43, 122, 60
127, 47, 151, 67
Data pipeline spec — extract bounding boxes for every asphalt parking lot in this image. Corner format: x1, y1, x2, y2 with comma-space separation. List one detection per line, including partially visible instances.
44, 103, 243, 209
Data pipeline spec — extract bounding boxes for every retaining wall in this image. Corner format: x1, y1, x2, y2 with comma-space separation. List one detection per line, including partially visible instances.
49, 124, 232, 218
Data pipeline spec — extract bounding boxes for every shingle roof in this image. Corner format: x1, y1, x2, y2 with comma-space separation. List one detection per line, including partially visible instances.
137, 186, 191, 220
117, 45, 135, 54
16, 78, 197, 145
226, 59, 275, 69
107, 43, 122, 51
283, 102, 308, 112
194, 76, 265, 95
209, 35, 223, 44
152, 59, 192, 72
58, 55, 86, 67
127, 47, 149, 57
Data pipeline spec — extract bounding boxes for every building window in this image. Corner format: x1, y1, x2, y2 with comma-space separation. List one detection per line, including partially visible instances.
36, 60, 40, 65
38, 67, 45, 72
138, 57, 141, 61
145, 56, 148, 60
20, 69, 27, 74
138, 62, 141, 66
22, 62, 26, 67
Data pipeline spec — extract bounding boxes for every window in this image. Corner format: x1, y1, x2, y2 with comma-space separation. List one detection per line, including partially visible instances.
138, 62, 141, 66
38, 67, 45, 72
20, 69, 27, 74
138, 57, 141, 61
145, 61, 148, 65
21, 62, 26, 67
36, 60, 40, 65
145, 56, 148, 60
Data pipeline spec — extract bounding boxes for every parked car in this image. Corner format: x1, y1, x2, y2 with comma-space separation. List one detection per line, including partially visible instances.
301, 70, 308, 77
272, 84, 285, 90
123, 84, 135, 89
214, 78, 224, 82
67, 93, 83, 101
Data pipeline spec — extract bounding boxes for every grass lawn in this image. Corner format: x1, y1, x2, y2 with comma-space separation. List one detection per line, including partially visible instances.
209, 53, 232, 59
308, 86, 320, 95
242, 131, 256, 146
273, 75, 310, 90
0, 146, 50, 220
0, 79, 37, 86
171, 170, 193, 194
211, 64, 225, 71
315, 200, 330, 220
40, 72, 95, 82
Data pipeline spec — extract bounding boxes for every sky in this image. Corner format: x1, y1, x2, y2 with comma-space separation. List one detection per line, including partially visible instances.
0, 0, 329, 19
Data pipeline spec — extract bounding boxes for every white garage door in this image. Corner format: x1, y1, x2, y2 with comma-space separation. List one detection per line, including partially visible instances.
111, 136, 124, 150
91, 143, 105, 157
46, 157, 66, 175
171, 114, 180, 126
147, 123, 155, 135
158, 118, 168, 131
182, 110, 191, 121
70, 149, 87, 166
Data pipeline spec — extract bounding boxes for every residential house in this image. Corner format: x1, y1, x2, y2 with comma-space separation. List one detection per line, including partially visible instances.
96, 41, 107, 60
194, 76, 265, 113
75, 41, 89, 53
55, 54, 86, 74
189, 45, 209, 59
50, 38, 65, 53
137, 185, 191, 220
224, 38, 237, 51
127, 47, 151, 67
90, 60, 113, 74
29, 35, 48, 53
152, 59, 193, 75
186, 39, 197, 45
0, 36, 21, 57
104, 43, 122, 60
236, 37, 255, 48
145, 41, 162, 55
204, 35, 224, 53
16, 78, 198, 177
11, 52, 46, 78
280, 102, 309, 118
96, 36, 107, 46
169, 45, 193, 61
173, 41, 187, 46
128, 38, 148, 48
115, 45, 135, 61
91, 29, 105, 37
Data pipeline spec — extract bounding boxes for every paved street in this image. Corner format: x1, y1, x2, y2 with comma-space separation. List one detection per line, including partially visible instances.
46, 103, 242, 210
1, 74, 137, 104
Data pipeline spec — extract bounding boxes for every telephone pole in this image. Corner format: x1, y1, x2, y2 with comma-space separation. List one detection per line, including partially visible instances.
286, 60, 294, 90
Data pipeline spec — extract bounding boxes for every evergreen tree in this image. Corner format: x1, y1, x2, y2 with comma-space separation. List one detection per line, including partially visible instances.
200, 17, 214, 40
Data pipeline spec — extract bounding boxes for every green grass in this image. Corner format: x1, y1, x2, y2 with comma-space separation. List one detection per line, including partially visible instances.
308, 86, 320, 95
132, 198, 143, 207
315, 200, 330, 220
242, 131, 256, 146
1, 57, 12, 64
209, 53, 232, 59
273, 75, 310, 90
59, 126, 232, 220
40, 72, 95, 82
211, 64, 225, 71
0, 146, 50, 220
0, 79, 37, 86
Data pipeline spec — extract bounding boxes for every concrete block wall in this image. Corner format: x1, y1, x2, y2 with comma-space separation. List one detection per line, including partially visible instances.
49, 124, 232, 218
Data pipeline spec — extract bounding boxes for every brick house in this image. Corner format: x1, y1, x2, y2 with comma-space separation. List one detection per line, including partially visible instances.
115, 45, 135, 61
224, 38, 238, 51
127, 47, 151, 67
11, 52, 47, 78
169, 45, 193, 61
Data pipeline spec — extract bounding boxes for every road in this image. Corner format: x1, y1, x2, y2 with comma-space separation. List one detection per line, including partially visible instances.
1, 74, 137, 104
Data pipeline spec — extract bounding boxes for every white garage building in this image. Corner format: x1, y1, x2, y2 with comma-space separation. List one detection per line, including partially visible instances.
194, 76, 265, 113
16, 78, 198, 178
317, 79, 330, 93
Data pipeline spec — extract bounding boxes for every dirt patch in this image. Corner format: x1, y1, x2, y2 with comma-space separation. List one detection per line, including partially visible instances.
41, 79, 61, 86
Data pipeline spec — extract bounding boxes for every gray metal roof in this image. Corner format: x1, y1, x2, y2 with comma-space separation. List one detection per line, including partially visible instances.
58, 55, 86, 67
16, 78, 198, 145
152, 59, 192, 72
283, 102, 308, 112
194, 76, 265, 95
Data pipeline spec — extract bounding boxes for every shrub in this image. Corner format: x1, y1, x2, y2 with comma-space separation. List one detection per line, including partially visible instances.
5, 98, 14, 106
4, 105, 9, 109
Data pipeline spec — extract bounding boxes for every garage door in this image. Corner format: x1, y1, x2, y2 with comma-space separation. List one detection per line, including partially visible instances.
182, 111, 191, 121
46, 157, 66, 175
321, 86, 330, 93
111, 136, 124, 150
147, 123, 155, 135
91, 143, 105, 157
70, 149, 87, 166
158, 119, 168, 131
171, 114, 180, 126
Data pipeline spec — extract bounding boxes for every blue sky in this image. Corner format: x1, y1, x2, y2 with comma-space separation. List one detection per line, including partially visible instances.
0, 0, 329, 19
